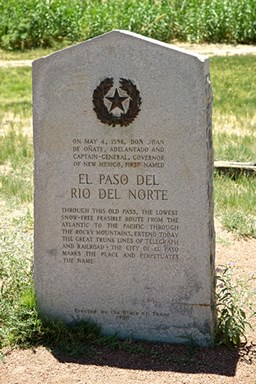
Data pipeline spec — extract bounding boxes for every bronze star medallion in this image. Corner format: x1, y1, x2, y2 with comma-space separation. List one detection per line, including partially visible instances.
105, 89, 128, 112
93, 78, 141, 127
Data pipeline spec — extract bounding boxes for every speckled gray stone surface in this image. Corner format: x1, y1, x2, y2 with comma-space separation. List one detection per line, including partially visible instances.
33, 30, 215, 346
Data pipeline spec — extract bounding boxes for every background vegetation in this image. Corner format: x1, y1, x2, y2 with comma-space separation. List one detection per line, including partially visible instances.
0, 0, 255, 50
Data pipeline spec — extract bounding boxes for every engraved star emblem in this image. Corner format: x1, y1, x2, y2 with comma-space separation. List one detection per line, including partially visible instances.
105, 89, 128, 112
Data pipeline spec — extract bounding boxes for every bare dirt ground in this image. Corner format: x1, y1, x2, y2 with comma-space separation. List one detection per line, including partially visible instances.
1, 44, 256, 383
175, 42, 256, 56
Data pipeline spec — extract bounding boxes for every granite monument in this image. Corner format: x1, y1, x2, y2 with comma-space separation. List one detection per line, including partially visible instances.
33, 30, 215, 345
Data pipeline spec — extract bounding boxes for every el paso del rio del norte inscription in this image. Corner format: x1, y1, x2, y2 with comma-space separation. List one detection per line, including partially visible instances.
60, 136, 180, 265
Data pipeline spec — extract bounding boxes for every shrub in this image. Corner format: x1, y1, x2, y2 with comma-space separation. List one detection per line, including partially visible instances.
215, 265, 256, 347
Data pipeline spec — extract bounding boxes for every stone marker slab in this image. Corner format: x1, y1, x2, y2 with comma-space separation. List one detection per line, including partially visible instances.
33, 30, 215, 346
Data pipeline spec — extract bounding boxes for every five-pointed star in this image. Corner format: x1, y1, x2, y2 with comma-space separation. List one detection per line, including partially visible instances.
105, 89, 128, 112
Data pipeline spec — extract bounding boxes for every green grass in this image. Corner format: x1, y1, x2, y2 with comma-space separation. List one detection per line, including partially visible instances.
214, 173, 256, 237
0, 128, 32, 168
0, 114, 33, 205
214, 133, 255, 162
0, 174, 32, 204
0, 68, 32, 204
211, 56, 256, 118
0, 67, 31, 115
211, 55, 256, 162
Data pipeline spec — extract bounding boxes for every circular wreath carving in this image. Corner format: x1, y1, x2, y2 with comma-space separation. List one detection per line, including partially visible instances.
93, 77, 141, 127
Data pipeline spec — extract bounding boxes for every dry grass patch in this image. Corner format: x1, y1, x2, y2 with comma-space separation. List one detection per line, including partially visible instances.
213, 113, 256, 137
0, 112, 32, 138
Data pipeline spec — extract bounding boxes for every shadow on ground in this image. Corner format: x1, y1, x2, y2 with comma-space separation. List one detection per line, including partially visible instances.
46, 341, 245, 376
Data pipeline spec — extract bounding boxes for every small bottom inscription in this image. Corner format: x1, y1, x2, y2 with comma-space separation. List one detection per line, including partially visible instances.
74, 307, 170, 320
